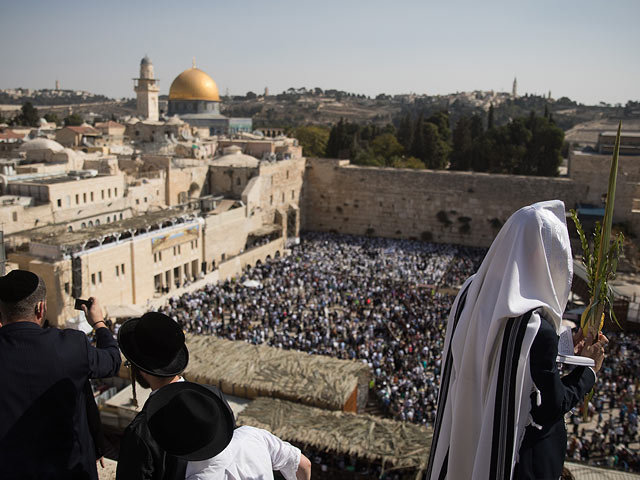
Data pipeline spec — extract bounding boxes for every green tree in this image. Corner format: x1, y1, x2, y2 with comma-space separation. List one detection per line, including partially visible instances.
371, 133, 403, 162
523, 116, 564, 176
487, 103, 495, 130
292, 125, 330, 157
44, 113, 60, 124
422, 122, 449, 169
12, 102, 40, 127
397, 113, 414, 152
391, 156, 425, 169
63, 113, 84, 126
450, 117, 473, 170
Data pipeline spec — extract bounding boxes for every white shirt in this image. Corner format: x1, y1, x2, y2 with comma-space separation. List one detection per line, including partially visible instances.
186, 426, 301, 480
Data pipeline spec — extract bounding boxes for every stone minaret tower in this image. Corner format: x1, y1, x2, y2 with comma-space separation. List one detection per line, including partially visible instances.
134, 56, 160, 121
512, 77, 518, 98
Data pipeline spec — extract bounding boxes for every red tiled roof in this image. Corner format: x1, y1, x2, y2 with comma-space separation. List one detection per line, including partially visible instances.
0, 131, 25, 141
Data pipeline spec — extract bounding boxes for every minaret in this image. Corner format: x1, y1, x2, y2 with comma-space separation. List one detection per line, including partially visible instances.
134, 55, 160, 121
512, 77, 518, 98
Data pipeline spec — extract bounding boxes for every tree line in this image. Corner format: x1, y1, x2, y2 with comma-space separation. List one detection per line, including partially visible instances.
1, 102, 84, 127
293, 106, 565, 176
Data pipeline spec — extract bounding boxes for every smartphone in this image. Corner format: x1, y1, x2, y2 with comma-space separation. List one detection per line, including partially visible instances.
74, 298, 93, 311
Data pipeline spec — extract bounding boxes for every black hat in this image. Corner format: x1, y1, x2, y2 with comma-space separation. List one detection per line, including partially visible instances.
147, 382, 235, 461
118, 312, 188, 377
0, 270, 40, 303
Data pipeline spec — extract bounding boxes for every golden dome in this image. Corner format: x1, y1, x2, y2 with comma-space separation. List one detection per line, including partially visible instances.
169, 67, 220, 102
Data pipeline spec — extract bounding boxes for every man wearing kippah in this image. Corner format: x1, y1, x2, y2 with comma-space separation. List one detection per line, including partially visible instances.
0, 269, 121, 479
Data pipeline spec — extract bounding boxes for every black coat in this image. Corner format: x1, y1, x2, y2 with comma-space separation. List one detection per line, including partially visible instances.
116, 402, 187, 480
0, 322, 121, 480
514, 318, 595, 480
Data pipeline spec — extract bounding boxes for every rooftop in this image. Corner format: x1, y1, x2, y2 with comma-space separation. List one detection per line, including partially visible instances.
28, 208, 200, 249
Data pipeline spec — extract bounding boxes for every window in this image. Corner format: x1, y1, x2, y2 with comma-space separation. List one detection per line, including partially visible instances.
108, 189, 111, 198
91, 273, 96, 285
101, 190, 105, 200
88, 221, 93, 227
121, 264, 125, 275
57, 199, 62, 207
159, 252, 162, 261
90, 192, 94, 201
119, 213, 123, 220
115, 188, 118, 196
107, 216, 110, 223
236, 177, 241, 186
64, 282, 70, 294
144, 197, 147, 203
76, 194, 79, 204
282, 192, 285, 203
83, 193, 87, 203
156, 189, 159, 196
12, 212, 18, 222
98, 271, 102, 283
81, 222, 86, 228
67, 225, 73, 232
286, 170, 289, 179
116, 265, 120, 276
291, 190, 295, 200
154, 253, 157, 263
270, 195, 273, 205
136, 199, 140, 205
95, 219, 100, 225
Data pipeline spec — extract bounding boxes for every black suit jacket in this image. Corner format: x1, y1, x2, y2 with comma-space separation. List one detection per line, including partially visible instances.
0, 322, 121, 480
116, 383, 234, 480
514, 317, 595, 480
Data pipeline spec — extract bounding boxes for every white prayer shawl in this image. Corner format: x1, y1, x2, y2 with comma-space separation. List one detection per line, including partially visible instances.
426, 200, 573, 480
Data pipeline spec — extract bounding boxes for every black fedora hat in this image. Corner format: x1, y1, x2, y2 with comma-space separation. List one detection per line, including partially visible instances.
118, 312, 188, 377
147, 382, 235, 461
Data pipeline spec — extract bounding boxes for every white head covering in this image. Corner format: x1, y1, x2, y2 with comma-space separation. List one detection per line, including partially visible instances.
427, 200, 573, 480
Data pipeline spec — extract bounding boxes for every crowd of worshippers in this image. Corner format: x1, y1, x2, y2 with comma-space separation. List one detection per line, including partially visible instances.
157, 232, 486, 425
563, 330, 640, 472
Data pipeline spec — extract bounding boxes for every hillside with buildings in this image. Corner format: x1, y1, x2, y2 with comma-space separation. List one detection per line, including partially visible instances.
2, 56, 640, 480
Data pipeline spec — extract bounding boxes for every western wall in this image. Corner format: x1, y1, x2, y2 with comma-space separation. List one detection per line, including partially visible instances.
301, 156, 640, 248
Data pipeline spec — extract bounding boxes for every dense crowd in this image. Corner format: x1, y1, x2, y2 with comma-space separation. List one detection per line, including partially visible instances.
158, 232, 485, 424
565, 330, 640, 472
155, 231, 640, 473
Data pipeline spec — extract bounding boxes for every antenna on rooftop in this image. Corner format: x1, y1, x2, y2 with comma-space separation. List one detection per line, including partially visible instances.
192, 57, 196, 69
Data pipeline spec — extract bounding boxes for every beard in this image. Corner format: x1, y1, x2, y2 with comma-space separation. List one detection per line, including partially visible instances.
133, 366, 151, 389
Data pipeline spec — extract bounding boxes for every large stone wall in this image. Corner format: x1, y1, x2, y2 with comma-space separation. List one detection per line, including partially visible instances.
569, 150, 640, 220
302, 158, 591, 247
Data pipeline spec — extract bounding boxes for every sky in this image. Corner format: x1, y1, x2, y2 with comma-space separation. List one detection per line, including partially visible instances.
1, 0, 638, 106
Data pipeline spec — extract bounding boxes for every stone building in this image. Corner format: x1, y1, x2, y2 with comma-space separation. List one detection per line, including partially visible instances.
55, 125, 101, 148
167, 62, 252, 136
133, 56, 160, 121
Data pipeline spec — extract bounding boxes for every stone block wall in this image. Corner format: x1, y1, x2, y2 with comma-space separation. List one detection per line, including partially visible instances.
302, 158, 590, 247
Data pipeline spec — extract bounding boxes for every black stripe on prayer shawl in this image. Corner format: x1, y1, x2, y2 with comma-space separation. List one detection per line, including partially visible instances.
489, 311, 532, 480
426, 284, 470, 480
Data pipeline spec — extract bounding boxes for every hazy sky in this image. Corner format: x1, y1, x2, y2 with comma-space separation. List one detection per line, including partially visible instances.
1, 0, 638, 105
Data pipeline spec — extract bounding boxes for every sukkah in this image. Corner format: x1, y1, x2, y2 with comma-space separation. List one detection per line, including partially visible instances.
238, 397, 433, 472
184, 335, 371, 411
